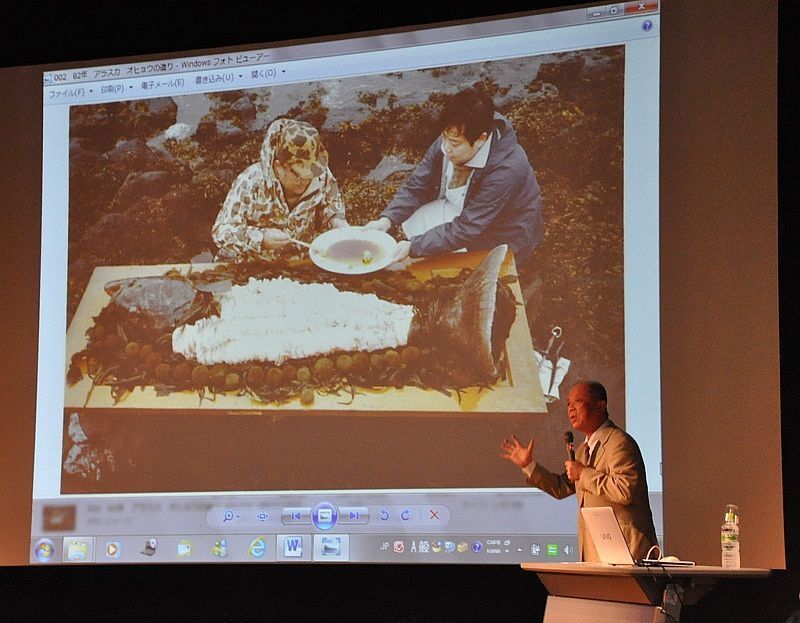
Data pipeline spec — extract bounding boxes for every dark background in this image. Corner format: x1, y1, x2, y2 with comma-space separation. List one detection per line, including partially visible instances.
0, 1, 796, 621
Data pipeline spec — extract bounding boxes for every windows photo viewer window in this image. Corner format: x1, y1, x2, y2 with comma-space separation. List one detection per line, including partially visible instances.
31, 2, 662, 565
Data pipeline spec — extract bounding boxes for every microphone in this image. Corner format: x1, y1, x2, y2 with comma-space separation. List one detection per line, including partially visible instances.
564, 431, 575, 461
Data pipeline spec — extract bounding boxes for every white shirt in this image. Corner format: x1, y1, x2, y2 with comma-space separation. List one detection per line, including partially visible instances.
402, 132, 495, 238
441, 132, 493, 214
585, 417, 612, 463
441, 131, 493, 195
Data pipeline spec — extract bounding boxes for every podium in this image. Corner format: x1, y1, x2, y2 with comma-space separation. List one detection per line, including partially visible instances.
522, 562, 770, 622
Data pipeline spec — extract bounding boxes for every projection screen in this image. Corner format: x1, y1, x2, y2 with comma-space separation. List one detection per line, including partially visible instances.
0, 0, 782, 569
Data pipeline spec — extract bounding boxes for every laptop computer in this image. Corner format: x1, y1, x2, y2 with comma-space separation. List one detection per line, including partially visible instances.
580, 506, 636, 565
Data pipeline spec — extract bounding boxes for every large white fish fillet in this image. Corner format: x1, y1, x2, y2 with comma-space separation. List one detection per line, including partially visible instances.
172, 277, 415, 365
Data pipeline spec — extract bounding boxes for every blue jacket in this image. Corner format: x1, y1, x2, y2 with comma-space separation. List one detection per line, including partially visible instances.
381, 114, 543, 261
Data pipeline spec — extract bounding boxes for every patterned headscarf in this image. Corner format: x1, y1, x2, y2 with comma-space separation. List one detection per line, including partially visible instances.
212, 118, 346, 262
265, 118, 329, 178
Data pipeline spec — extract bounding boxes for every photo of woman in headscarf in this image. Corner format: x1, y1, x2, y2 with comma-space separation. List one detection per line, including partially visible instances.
212, 118, 348, 261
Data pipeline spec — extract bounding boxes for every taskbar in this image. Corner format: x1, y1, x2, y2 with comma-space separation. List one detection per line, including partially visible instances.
31, 533, 579, 564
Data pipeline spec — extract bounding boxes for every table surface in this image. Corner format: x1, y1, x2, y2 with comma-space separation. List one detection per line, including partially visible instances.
65, 250, 547, 413
521, 561, 772, 578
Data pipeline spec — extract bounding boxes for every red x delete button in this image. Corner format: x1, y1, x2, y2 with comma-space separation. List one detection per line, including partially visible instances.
625, 1, 658, 14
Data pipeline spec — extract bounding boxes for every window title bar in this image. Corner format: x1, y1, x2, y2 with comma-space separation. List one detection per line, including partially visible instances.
42, 2, 658, 86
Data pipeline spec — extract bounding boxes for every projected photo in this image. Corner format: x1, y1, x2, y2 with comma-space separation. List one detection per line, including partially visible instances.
62, 47, 625, 491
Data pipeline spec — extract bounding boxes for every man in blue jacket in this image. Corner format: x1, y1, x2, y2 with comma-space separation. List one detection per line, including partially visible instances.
365, 88, 543, 268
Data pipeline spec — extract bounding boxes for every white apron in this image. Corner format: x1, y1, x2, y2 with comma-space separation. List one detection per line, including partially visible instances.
401, 161, 471, 245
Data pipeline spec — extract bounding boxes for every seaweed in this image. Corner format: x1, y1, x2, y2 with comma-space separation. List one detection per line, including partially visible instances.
68, 259, 511, 407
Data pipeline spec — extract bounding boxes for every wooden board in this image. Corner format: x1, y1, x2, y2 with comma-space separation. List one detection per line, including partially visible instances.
64, 251, 547, 413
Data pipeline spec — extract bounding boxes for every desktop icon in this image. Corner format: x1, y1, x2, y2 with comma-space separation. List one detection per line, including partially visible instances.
530, 543, 541, 556
283, 536, 303, 558
417, 540, 430, 554
472, 541, 482, 553
431, 541, 442, 553
248, 537, 268, 559
212, 539, 229, 558
444, 541, 456, 553
105, 541, 122, 558
321, 537, 341, 557
66, 539, 88, 561
546, 543, 559, 557
42, 505, 76, 531
393, 540, 405, 554
457, 541, 469, 553
33, 539, 55, 563
177, 539, 193, 558
141, 538, 158, 556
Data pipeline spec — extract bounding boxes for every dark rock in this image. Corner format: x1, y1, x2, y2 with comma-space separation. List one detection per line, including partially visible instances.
190, 169, 235, 190
129, 97, 178, 138
103, 138, 160, 169
69, 137, 101, 171
70, 99, 177, 148
162, 187, 204, 236
216, 90, 245, 104
112, 171, 172, 210
81, 212, 127, 254
365, 154, 416, 182
69, 105, 123, 151
194, 118, 218, 142
213, 120, 246, 147
190, 169, 236, 208
143, 97, 178, 123
69, 257, 88, 273
69, 136, 97, 153
231, 96, 257, 124
161, 186, 193, 226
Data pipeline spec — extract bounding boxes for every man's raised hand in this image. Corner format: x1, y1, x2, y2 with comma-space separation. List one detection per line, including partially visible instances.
500, 435, 534, 469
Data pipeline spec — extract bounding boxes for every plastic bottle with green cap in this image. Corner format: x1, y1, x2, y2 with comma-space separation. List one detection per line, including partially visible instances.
721, 503, 740, 569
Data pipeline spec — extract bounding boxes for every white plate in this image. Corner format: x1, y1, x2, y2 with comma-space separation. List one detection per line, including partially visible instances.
309, 226, 397, 275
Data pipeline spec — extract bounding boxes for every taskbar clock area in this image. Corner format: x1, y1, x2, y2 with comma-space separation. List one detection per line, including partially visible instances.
32, 533, 579, 564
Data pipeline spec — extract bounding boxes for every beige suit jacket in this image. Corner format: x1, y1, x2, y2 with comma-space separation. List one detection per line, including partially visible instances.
527, 419, 658, 562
